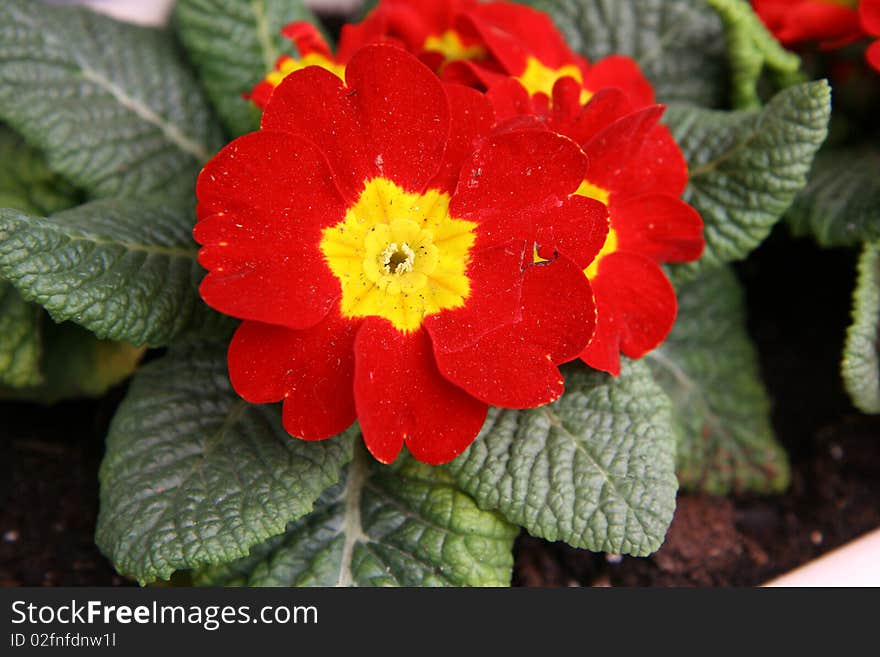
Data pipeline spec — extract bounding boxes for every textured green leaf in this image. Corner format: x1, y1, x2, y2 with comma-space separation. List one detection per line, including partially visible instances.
0, 321, 144, 403
706, 0, 802, 109
0, 283, 42, 387
649, 266, 789, 494
0, 198, 233, 347
787, 149, 880, 248
521, 0, 728, 107
446, 360, 677, 556
96, 342, 354, 584
196, 446, 518, 587
666, 80, 831, 281
842, 242, 880, 414
174, 0, 320, 138
0, 0, 224, 199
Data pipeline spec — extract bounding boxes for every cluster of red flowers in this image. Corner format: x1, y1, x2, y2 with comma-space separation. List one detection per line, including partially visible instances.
194, 0, 704, 465
753, 0, 880, 71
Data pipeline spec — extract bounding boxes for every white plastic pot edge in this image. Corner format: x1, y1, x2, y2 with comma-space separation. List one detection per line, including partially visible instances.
762, 526, 880, 587
63, 0, 363, 26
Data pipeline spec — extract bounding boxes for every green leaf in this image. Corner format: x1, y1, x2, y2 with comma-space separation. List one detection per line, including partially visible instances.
521, 0, 728, 107
649, 266, 789, 494
787, 149, 880, 248
0, 321, 144, 403
0, 127, 81, 215
174, 0, 321, 138
0, 0, 224, 199
666, 80, 831, 281
196, 445, 518, 587
705, 0, 802, 109
0, 283, 42, 387
96, 342, 354, 584
446, 360, 677, 556
842, 242, 880, 414
0, 197, 233, 347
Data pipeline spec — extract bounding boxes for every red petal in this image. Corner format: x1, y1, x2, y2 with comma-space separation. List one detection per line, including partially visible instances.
194, 130, 345, 329
428, 83, 494, 192
433, 255, 595, 408
485, 77, 534, 123
616, 124, 689, 198
583, 252, 677, 366
582, 55, 655, 108
424, 241, 526, 352
580, 105, 666, 194
867, 39, 880, 71
262, 44, 450, 199
354, 319, 487, 465
463, 2, 587, 72
579, 290, 622, 376
862, 0, 880, 36
550, 87, 634, 147
281, 21, 334, 57
451, 129, 587, 231
533, 195, 609, 270
613, 194, 704, 263
228, 313, 359, 440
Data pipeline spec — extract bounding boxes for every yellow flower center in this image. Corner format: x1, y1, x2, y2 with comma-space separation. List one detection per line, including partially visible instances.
320, 178, 477, 332
265, 53, 346, 89
423, 30, 487, 63
575, 178, 615, 279
517, 56, 591, 104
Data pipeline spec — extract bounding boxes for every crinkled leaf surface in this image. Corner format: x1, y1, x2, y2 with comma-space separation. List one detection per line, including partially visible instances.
666, 80, 830, 281
650, 266, 789, 494
96, 342, 354, 584
196, 447, 518, 587
843, 242, 880, 414
446, 360, 677, 556
0, 0, 224, 199
174, 0, 320, 137
0, 198, 233, 347
523, 0, 728, 107
787, 149, 880, 248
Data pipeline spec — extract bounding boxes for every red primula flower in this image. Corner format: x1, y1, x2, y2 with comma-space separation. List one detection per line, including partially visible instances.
338, 0, 488, 71
196, 45, 607, 464
487, 77, 704, 376
248, 22, 348, 109
443, 1, 655, 110
861, 0, 880, 70
753, 0, 880, 71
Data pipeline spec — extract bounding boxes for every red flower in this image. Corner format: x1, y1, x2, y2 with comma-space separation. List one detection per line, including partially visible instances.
443, 2, 655, 110
338, 0, 488, 71
487, 77, 704, 376
752, 0, 864, 49
753, 0, 880, 72
196, 46, 606, 464
861, 0, 880, 70
248, 22, 348, 109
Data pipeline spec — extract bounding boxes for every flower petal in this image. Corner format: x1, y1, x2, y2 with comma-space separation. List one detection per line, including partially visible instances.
354, 319, 487, 464
550, 86, 634, 147
451, 129, 587, 230
194, 130, 346, 329
428, 82, 495, 193
580, 105, 666, 194
424, 241, 526, 352
862, 0, 880, 36
613, 194, 704, 263
228, 313, 359, 440
263, 44, 450, 199
616, 124, 689, 198
582, 55, 655, 108
433, 255, 595, 408
581, 252, 677, 374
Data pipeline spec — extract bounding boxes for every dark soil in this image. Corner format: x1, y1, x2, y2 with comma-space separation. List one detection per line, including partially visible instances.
2, 226, 878, 588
